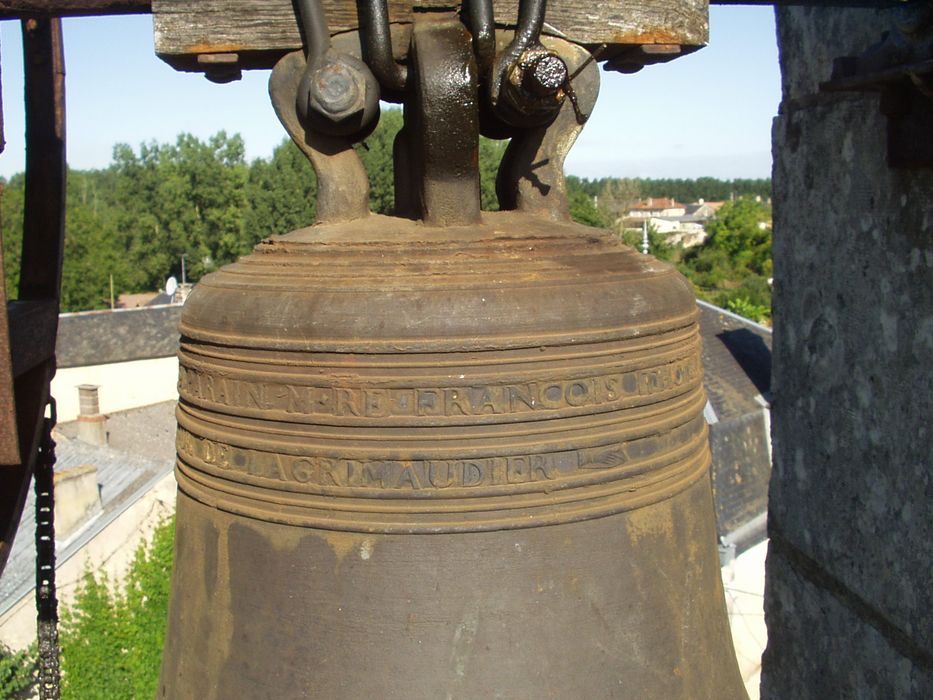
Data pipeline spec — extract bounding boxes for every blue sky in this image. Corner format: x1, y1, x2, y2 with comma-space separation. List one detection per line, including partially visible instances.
0, 6, 780, 179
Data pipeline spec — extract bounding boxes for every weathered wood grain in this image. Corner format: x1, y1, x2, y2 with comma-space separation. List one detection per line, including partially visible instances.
153, 0, 708, 72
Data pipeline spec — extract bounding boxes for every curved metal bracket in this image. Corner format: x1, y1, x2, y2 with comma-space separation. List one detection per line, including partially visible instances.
270, 50, 372, 224
497, 38, 599, 221
463, 0, 495, 80
357, 0, 408, 97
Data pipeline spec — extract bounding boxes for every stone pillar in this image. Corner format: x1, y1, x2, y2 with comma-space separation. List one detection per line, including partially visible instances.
763, 6, 933, 698
76, 384, 107, 446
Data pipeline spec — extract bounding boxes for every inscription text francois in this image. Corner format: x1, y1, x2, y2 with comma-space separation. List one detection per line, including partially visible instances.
178, 356, 699, 419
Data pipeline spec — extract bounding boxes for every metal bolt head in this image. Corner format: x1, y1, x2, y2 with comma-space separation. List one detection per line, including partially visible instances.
523, 53, 568, 97
294, 52, 380, 136
311, 62, 363, 116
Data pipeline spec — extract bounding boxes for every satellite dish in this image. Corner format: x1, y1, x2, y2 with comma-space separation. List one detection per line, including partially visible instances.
165, 276, 178, 296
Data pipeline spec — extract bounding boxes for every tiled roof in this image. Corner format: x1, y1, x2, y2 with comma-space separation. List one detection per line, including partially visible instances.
629, 197, 683, 210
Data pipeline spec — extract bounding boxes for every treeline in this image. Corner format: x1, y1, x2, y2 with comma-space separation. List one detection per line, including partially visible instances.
0, 109, 511, 312
568, 175, 771, 206
1, 107, 768, 315
639, 198, 773, 322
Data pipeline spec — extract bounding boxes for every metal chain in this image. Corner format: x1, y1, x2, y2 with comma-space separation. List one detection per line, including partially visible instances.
35, 398, 60, 700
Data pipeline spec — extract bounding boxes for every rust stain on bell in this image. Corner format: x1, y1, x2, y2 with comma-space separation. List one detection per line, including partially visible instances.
159, 6, 745, 699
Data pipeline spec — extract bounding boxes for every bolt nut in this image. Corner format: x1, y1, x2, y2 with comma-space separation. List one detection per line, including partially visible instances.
311, 62, 364, 116
295, 51, 380, 137
522, 53, 568, 97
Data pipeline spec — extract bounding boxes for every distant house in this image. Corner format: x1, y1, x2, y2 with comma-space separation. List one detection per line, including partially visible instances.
626, 197, 686, 218
623, 198, 728, 248
53, 303, 183, 421
646, 216, 708, 247
684, 199, 725, 219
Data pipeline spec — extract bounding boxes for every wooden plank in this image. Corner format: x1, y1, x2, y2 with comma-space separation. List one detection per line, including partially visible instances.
153, 0, 709, 72
0, 0, 150, 17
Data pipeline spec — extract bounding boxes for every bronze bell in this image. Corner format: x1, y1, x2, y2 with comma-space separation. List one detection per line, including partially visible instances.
159, 8, 747, 699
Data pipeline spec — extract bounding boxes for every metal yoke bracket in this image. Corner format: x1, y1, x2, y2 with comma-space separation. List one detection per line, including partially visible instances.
400, 13, 481, 227
270, 0, 600, 227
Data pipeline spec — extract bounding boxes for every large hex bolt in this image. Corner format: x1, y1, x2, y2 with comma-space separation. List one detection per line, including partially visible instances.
311, 61, 364, 117
296, 52, 380, 137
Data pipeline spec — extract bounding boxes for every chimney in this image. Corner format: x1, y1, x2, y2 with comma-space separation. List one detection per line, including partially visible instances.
76, 384, 107, 446
54, 464, 103, 542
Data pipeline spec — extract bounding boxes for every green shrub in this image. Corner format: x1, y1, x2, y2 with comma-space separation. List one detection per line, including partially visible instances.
0, 642, 36, 699
60, 516, 174, 700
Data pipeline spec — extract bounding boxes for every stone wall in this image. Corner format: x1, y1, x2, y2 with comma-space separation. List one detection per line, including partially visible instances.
763, 6, 933, 698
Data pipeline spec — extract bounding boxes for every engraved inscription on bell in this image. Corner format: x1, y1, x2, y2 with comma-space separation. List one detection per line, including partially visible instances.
158, 5, 746, 697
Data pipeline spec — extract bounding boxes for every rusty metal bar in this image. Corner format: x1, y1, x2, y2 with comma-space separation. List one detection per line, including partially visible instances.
18, 18, 66, 302
8, 300, 58, 377
0, 17, 65, 579
0, 240, 17, 466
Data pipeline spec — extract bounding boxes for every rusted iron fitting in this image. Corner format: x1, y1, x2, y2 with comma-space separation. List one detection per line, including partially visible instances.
296, 51, 380, 135
294, 0, 380, 136
494, 46, 568, 125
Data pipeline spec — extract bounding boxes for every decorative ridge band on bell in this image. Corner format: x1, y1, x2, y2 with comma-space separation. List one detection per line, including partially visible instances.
173, 214, 709, 534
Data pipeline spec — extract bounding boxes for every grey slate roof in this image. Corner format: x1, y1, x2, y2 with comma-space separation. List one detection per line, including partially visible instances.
698, 301, 772, 421
56, 304, 183, 369
696, 301, 773, 552
0, 402, 176, 615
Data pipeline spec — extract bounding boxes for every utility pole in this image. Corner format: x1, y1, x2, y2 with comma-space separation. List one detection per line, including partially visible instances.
181, 254, 187, 285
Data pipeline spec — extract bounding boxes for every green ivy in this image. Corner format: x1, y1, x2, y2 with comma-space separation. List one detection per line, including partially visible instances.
0, 642, 36, 699
724, 296, 771, 324
59, 516, 174, 699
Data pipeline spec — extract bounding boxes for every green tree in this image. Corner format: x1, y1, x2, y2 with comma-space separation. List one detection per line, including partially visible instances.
567, 176, 609, 228
479, 137, 507, 211
679, 197, 773, 322
60, 517, 174, 699
702, 198, 772, 274
246, 139, 317, 236
110, 132, 250, 291
597, 178, 641, 226
0, 643, 36, 698
620, 222, 675, 262
1, 176, 25, 301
